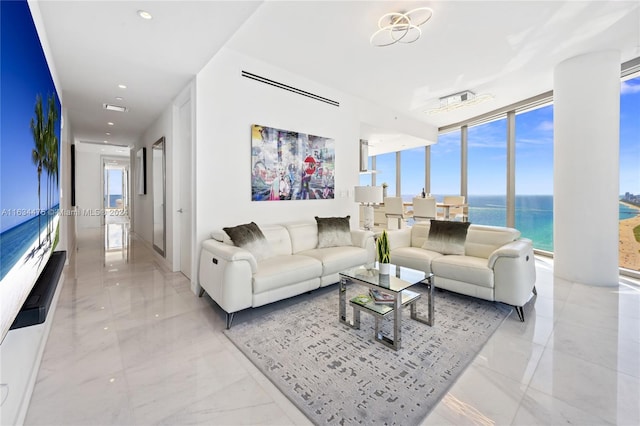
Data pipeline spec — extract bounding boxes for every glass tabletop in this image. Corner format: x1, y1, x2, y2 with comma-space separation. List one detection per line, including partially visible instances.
339, 263, 427, 293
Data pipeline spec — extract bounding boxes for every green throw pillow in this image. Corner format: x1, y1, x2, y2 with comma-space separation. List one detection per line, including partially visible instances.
315, 216, 353, 248
223, 222, 272, 261
422, 220, 470, 255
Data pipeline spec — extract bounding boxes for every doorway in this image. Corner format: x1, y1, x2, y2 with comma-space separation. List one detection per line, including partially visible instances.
103, 158, 130, 224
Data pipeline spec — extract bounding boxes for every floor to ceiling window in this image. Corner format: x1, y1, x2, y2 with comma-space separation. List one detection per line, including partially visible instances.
467, 118, 507, 226
376, 152, 396, 197
619, 74, 640, 272
359, 156, 372, 186
104, 166, 126, 210
401, 147, 425, 202
515, 104, 554, 251
430, 129, 460, 201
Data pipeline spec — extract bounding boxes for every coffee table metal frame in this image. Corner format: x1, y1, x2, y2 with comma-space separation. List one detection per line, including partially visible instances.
338, 263, 434, 351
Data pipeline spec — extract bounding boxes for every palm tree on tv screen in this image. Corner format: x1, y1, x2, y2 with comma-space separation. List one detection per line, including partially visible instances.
30, 94, 46, 248
44, 94, 59, 241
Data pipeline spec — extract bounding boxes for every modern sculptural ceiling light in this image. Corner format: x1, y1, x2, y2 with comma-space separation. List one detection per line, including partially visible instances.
370, 7, 434, 47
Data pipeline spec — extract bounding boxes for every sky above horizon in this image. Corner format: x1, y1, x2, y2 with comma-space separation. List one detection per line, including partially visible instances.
1, 1, 61, 233
366, 75, 640, 197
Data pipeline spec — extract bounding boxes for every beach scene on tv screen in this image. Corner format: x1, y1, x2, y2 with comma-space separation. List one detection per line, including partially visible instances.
0, 0, 61, 342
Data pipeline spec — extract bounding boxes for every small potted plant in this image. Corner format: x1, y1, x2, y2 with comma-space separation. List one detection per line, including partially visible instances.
377, 230, 390, 275
381, 182, 388, 198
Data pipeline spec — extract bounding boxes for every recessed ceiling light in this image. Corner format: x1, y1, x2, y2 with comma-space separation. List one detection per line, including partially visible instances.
107, 122, 114, 126
118, 84, 127, 89
105, 132, 111, 136
137, 10, 152, 20
115, 96, 123, 101
104, 140, 109, 143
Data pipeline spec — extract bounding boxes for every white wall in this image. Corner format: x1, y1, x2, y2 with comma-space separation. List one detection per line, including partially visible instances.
195, 48, 362, 250
132, 106, 174, 267
75, 150, 102, 229
193, 47, 438, 263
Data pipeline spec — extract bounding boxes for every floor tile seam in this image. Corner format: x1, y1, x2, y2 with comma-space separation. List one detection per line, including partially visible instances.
543, 341, 640, 379
550, 315, 640, 343
522, 378, 621, 426
507, 390, 616, 426
483, 330, 548, 357
107, 289, 188, 319
529, 344, 640, 392
471, 358, 540, 389
446, 364, 529, 425
554, 312, 640, 339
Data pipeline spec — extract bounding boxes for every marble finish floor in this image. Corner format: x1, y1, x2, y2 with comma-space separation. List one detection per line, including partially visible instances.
25, 225, 640, 425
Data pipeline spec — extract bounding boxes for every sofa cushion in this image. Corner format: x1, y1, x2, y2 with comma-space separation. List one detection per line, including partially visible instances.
300, 246, 368, 276
465, 225, 521, 259
259, 224, 292, 256
410, 222, 430, 248
253, 255, 322, 294
315, 216, 353, 248
222, 222, 273, 261
285, 222, 319, 253
390, 246, 443, 274
431, 255, 494, 289
422, 220, 470, 255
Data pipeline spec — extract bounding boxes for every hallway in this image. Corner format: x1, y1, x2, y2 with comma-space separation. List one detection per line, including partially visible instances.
25, 223, 640, 425
25, 224, 308, 425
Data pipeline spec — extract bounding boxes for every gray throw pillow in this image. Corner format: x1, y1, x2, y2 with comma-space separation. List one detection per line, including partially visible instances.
315, 216, 353, 248
223, 222, 272, 261
422, 220, 470, 255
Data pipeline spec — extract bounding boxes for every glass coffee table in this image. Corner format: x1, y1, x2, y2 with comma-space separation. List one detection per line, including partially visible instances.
338, 263, 434, 351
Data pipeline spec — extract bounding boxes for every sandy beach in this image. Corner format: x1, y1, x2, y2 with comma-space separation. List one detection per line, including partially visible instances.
619, 201, 640, 271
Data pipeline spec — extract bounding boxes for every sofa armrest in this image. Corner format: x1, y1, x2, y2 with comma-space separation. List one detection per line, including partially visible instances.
198, 239, 256, 314
489, 238, 537, 306
201, 239, 257, 273
386, 228, 412, 250
350, 229, 374, 249
487, 239, 531, 268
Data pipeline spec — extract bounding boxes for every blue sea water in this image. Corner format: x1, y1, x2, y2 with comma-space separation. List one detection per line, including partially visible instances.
404, 195, 639, 252
0, 205, 59, 280
107, 194, 122, 208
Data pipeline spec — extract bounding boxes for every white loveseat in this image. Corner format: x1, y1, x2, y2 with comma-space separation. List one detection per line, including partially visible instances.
387, 222, 536, 321
198, 221, 375, 328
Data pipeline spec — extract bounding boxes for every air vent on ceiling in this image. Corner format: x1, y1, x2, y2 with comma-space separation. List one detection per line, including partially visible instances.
79, 140, 129, 148
103, 103, 128, 113
241, 71, 339, 107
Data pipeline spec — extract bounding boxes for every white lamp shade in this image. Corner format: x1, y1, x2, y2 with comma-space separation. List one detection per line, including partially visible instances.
354, 186, 383, 204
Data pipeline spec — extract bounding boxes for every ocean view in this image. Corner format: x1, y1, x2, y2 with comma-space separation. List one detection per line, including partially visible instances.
403, 195, 639, 252
0, 205, 59, 280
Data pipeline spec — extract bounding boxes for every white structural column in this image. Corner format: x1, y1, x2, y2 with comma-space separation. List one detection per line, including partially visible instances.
554, 50, 620, 286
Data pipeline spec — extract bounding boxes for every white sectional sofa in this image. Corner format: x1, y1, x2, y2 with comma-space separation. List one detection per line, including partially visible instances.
387, 222, 536, 321
198, 220, 375, 328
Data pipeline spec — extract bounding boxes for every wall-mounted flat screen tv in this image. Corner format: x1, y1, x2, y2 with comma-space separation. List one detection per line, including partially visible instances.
0, 0, 61, 343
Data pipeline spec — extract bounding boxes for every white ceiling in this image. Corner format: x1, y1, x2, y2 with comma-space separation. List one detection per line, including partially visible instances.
33, 0, 640, 155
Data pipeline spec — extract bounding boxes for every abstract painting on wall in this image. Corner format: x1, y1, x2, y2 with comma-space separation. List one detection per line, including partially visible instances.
251, 124, 335, 201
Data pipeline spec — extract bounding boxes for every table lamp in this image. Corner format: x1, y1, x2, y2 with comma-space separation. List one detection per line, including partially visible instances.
354, 186, 383, 230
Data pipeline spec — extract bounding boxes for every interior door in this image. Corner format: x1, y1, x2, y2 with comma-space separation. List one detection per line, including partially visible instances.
177, 97, 193, 279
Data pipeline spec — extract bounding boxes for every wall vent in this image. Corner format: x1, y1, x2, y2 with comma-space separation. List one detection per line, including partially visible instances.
241, 70, 339, 107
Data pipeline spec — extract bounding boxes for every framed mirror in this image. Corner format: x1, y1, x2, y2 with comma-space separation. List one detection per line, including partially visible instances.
152, 137, 166, 257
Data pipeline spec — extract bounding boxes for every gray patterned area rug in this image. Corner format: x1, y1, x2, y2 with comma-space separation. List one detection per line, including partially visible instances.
224, 284, 511, 425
